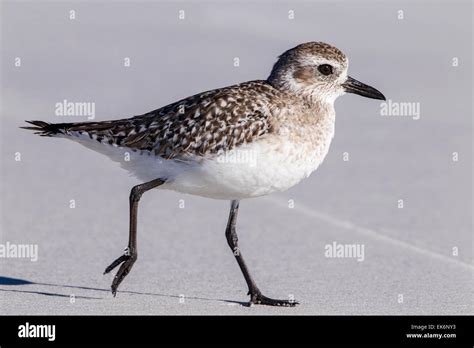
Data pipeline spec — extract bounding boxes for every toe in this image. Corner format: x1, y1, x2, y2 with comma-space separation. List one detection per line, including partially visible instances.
251, 293, 298, 307
104, 254, 129, 274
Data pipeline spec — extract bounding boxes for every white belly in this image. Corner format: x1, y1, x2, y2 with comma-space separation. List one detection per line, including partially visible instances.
164, 131, 335, 200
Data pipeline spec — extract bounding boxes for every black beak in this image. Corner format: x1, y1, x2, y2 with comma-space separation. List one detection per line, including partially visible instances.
342, 76, 386, 100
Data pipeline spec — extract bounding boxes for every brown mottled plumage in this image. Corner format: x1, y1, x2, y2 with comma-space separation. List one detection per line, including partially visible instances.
22, 42, 348, 161
23, 80, 290, 159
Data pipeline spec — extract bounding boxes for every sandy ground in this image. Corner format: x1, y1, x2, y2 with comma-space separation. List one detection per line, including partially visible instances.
0, 190, 472, 315
0, 1, 472, 315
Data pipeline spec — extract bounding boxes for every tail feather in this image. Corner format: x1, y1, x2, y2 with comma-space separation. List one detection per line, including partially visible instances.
20, 120, 72, 136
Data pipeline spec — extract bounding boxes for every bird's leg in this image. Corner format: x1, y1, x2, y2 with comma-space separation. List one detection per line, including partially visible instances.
225, 200, 298, 307
104, 178, 165, 296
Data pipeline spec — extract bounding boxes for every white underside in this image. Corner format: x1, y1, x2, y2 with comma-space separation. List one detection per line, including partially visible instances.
63, 124, 335, 200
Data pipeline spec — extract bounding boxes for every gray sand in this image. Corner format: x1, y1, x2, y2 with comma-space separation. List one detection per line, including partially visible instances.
0, 0, 472, 315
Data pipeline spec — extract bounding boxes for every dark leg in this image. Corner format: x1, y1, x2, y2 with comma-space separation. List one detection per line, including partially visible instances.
225, 200, 298, 307
104, 178, 165, 296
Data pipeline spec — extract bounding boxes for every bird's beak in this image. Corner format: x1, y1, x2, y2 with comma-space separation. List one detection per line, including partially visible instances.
342, 76, 386, 100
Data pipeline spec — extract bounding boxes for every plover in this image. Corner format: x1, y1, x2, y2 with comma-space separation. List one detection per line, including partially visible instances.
22, 42, 385, 307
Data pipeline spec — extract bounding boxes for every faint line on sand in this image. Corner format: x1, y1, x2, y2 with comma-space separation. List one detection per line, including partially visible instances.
265, 197, 474, 271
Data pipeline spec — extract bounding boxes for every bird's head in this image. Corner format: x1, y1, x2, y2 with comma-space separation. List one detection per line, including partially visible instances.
267, 42, 385, 104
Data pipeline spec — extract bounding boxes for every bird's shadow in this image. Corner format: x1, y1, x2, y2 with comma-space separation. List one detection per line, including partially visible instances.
0, 276, 249, 306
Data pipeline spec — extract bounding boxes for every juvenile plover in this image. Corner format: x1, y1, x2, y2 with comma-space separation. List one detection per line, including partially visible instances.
22, 42, 385, 306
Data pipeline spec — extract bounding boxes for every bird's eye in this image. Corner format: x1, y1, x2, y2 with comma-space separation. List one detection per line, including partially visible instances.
318, 64, 333, 76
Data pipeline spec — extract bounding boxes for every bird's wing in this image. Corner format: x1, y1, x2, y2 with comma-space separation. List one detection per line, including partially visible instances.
23, 80, 281, 159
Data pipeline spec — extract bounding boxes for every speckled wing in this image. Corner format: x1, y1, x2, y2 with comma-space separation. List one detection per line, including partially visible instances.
24, 80, 281, 160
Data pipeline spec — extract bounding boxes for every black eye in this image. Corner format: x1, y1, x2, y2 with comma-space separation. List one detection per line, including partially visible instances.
318, 64, 333, 76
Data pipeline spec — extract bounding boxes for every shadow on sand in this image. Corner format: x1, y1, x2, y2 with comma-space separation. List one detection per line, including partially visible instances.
0, 276, 248, 306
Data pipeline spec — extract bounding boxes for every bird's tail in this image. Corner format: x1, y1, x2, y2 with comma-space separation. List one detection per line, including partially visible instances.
20, 120, 74, 137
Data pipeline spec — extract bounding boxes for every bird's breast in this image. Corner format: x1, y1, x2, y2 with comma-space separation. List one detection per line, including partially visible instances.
166, 113, 336, 200
252, 107, 337, 194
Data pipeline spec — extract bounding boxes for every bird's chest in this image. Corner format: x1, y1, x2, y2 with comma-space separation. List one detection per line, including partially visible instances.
170, 109, 336, 200
257, 117, 335, 188
205, 111, 336, 199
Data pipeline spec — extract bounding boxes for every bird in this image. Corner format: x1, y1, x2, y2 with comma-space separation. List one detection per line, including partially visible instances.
21, 42, 385, 307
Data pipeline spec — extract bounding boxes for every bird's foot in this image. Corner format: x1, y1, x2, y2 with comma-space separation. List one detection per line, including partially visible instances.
249, 290, 299, 307
103, 248, 137, 296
